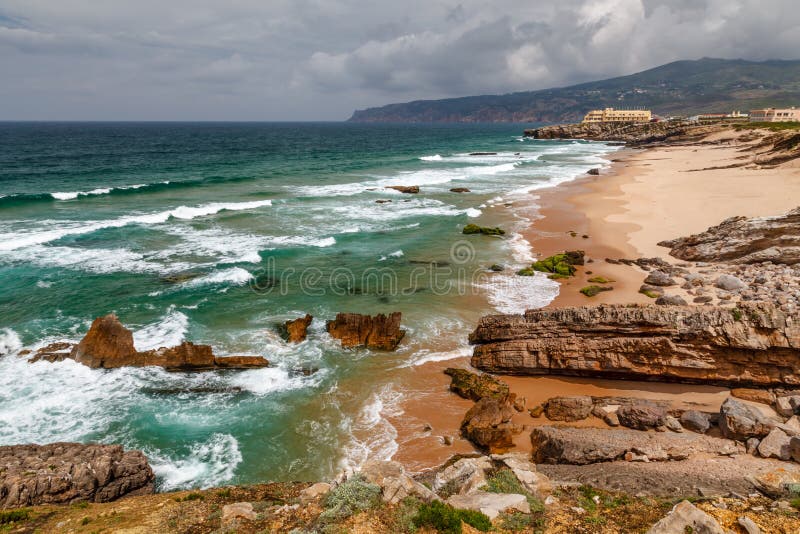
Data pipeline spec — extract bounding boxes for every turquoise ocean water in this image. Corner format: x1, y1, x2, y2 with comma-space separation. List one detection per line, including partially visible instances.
0, 122, 616, 489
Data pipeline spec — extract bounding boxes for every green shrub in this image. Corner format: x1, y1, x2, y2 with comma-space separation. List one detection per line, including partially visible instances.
580, 285, 613, 297
499, 511, 543, 532
0, 509, 30, 525
319, 475, 382, 522
483, 469, 525, 495
732, 308, 743, 321
412, 501, 491, 534
216, 488, 232, 498
390, 497, 422, 533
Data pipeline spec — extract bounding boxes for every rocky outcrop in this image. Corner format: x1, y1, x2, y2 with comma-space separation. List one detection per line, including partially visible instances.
524, 121, 700, 146
0, 443, 154, 508
360, 460, 438, 504
386, 185, 419, 194
530, 426, 741, 465
658, 207, 800, 265
284, 314, 313, 343
718, 398, 781, 441
37, 314, 269, 370
470, 303, 800, 387
460, 395, 520, 453
443, 368, 509, 401
646, 500, 725, 534
326, 312, 405, 350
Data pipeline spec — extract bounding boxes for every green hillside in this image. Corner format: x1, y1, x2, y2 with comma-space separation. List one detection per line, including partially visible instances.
348, 58, 800, 123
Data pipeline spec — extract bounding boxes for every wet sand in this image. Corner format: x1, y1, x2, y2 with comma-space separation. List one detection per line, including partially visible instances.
389, 129, 800, 473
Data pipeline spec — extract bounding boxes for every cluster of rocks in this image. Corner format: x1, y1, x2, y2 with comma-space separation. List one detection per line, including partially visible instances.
325, 312, 405, 350
469, 302, 800, 387
0, 443, 154, 508
26, 314, 270, 371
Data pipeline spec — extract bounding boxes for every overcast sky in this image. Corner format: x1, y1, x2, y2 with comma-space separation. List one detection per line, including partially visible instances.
1, 0, 798, 121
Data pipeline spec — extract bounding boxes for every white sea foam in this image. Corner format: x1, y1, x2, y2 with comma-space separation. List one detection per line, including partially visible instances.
0, 199, 273, 252
341, 385, 402, 473
270, 235, 336, 248
480, 271, 560, 314
399, 345, 471, 368
420, 154, 442, 161
49, 183, 158, 201
150, 433, 242, 490
465, 208, 482, 218
0, 328, 22, 356
2, 245, 170, 274
133, 308, 189, 351
184, 267, 253, 287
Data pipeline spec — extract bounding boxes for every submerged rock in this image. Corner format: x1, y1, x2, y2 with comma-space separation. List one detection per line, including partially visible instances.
0, 443, 154, 508
470, 303, 800, 387
450, 187, 471, 193
284, 314, 313, 343
325, 312, 405, 350
386, 185, 419, 194
462, 224, 505, 236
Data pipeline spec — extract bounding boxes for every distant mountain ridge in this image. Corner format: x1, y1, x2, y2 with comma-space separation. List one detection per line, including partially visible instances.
348, 58, 800, 123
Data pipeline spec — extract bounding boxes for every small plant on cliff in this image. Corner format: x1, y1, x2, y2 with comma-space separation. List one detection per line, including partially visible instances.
731, 308, 743, 321
413, 500, 491, 534
319, 475, 381, 522
0, 509, 30, 525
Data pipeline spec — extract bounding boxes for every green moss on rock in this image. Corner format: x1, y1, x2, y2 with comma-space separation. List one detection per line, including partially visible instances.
587, 276, 614, 284
580, 285, 613, 297
462, 224, 505, 236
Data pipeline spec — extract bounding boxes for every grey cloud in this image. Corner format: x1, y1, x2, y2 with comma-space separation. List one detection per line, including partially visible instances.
0, 0, 798, 120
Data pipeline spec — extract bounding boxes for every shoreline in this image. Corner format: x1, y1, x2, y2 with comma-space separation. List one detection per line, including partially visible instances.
390, 125, 800, 473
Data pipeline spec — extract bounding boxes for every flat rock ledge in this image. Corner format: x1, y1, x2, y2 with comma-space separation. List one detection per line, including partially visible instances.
0, 443, 154, 508
530, 426, 742, 465
28, 314, 269, 370
470, 302, 800, 387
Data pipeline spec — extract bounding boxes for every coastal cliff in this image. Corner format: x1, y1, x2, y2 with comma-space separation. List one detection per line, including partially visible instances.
469, 303, 800, 386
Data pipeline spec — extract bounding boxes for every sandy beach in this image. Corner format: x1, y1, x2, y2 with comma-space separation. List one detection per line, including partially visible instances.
393, 126, 800, 472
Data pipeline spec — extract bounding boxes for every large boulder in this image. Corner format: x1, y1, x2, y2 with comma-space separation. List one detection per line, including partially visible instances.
461, 396, 520, 453
470, 303, 800, 387
284, 314, 313, 343
71, 314, 137, 367
0, 443, 154, 508
360, 460, 438, 504
658, 207, 800, 265
326, 312, 405, 350
432, 457, 492, 496
719, 398, 779, 441
444, 368, 509, 401
646, 500, 725, 534
748, 467, 800, 498
757, 428, 792, 460
543, 396, 593, 422
680, 410, 712, 434
530, 426, 740, 465
643, 270, 676, 287
617, 404, 667, 430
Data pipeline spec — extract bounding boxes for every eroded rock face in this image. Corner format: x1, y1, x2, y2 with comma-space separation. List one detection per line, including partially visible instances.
530, 426, 741, 465
0, 443, 154, 508
284, 314, 313, 343
44, 314, 269, 370
326, 312, 405, 350
658, 207, 800, 265
470, 303, 800, 387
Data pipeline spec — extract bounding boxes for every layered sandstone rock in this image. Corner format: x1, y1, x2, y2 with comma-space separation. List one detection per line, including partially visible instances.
470, 303, 800, 387
326, 312, 405, 350
0, 443, 154, 508
39, 314, 269, 370
284, 314, 313, 343
530, 426, 741, 465
658, 207, 800, 265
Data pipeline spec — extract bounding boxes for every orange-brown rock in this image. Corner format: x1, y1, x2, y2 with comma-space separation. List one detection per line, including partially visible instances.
58, 314, 268, 370
326, 312, 405, 350
284, 314, 313, 343
470, 303, 800, 387
386, 185, 419, 194
460, 394, 521, 453
71, 314, 137, 367
0, 443, 154, 508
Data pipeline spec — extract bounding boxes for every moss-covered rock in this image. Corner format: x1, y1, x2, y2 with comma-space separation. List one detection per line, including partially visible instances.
516, 267, 536, 276
488, 264, 505, 272
444, 368, 509, 401
532, 254, 577, 276
462, 224, 505, 236
588, 276, 614, 284
580, 285, 613, 297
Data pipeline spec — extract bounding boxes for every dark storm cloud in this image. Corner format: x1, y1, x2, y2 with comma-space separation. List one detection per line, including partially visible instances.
0, 0, 798, 120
